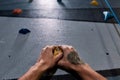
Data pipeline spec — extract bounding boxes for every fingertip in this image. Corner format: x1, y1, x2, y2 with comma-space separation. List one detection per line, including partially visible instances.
55, 52, 63, 60
59, 45, 67, 50
43, 45, 50, 50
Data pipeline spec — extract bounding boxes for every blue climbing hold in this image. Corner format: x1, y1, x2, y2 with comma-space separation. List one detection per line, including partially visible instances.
19, 28, 31, 35
103, 11, 114, 21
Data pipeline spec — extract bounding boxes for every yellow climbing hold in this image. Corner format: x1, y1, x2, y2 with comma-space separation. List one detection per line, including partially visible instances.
53, 47, 62, 56
90, 0, 99, 6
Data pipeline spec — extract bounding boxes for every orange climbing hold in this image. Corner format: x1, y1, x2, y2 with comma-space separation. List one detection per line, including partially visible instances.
12, 8, 22, 15
90, 0, 99, 6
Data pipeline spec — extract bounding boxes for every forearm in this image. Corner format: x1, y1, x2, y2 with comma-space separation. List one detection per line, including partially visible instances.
19, 61, 47, 80
64, 50, 107, 80
73, 63, 107, 80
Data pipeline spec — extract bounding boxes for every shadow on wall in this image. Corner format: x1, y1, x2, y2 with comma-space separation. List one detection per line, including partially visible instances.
11, 33, 30, 53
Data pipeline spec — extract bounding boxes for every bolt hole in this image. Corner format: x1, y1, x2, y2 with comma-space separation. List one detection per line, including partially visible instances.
106, 53, 109, 55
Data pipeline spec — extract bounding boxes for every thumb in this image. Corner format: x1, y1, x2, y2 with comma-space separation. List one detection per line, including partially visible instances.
54, 51, 63, 63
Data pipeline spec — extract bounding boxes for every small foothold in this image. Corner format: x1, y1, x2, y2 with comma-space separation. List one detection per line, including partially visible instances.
28, 0, 33, 3
91, 28, 94, 31
12, 8, 22, 15
103, 11, 114, 21
90, 0, 99, 6
19, 28, 31, 35
106, 53, 109, 55
8, 55, 11, 58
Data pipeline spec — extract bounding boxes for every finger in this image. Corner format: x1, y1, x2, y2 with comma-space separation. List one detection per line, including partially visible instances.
60, 45, 74, 54
61, 45, 74, 50
45, 45, 55, 54
37, 45, 50, 62
43, 45, 49, 50
66, 45, 77, 52
61, 45, 69, 49
43, 45, 54, 53
57, 60, 65, 67
54, 51, 63, 63
67, 45, 73, 49
59, 45, 68, 52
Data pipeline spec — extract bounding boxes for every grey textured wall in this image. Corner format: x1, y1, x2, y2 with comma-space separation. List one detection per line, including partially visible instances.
0, 17, 120, 79
0, 0, 120, 80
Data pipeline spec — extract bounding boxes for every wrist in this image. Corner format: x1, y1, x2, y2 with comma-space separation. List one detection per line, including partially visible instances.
72, 63, 88, 73
19, 61, 49, 80
35, 60, 49, 72
31, 60, 49, 75
72, 63, 107, 80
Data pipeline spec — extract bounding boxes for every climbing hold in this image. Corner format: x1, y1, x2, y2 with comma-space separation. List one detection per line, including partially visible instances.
12, 8, 22, 15
53, 47, 62, 56
8, 55, 11, 58
90, 0, 99, 6
103, 11, 114, 21
106, 53, 109, 55
19, 28, 31, 35
28, 0, 33, 3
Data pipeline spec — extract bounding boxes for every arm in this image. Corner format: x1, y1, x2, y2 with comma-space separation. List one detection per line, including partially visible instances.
58, 45, 107, 80
19, 45, 63, 80
18, 61, 47, 80
72, 63, 107, 80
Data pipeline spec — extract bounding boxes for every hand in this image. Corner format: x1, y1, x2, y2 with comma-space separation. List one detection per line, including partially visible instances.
19, 45, 107, 80
58, 45, 85, 71
37, 45, 63, 71
19, 45, 63, 80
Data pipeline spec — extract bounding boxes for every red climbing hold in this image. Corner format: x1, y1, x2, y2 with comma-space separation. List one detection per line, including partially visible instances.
12, 8, 22, 15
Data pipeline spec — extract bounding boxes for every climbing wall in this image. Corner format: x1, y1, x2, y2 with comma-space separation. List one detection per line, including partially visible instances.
0, 0, 120, 80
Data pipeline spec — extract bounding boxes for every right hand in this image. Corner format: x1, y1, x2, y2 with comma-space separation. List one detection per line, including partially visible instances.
58, 45, 85, 71
37, 45, 63, 71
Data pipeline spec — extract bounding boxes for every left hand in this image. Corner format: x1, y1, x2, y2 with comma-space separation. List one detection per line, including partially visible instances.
37, 45, 63, 70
